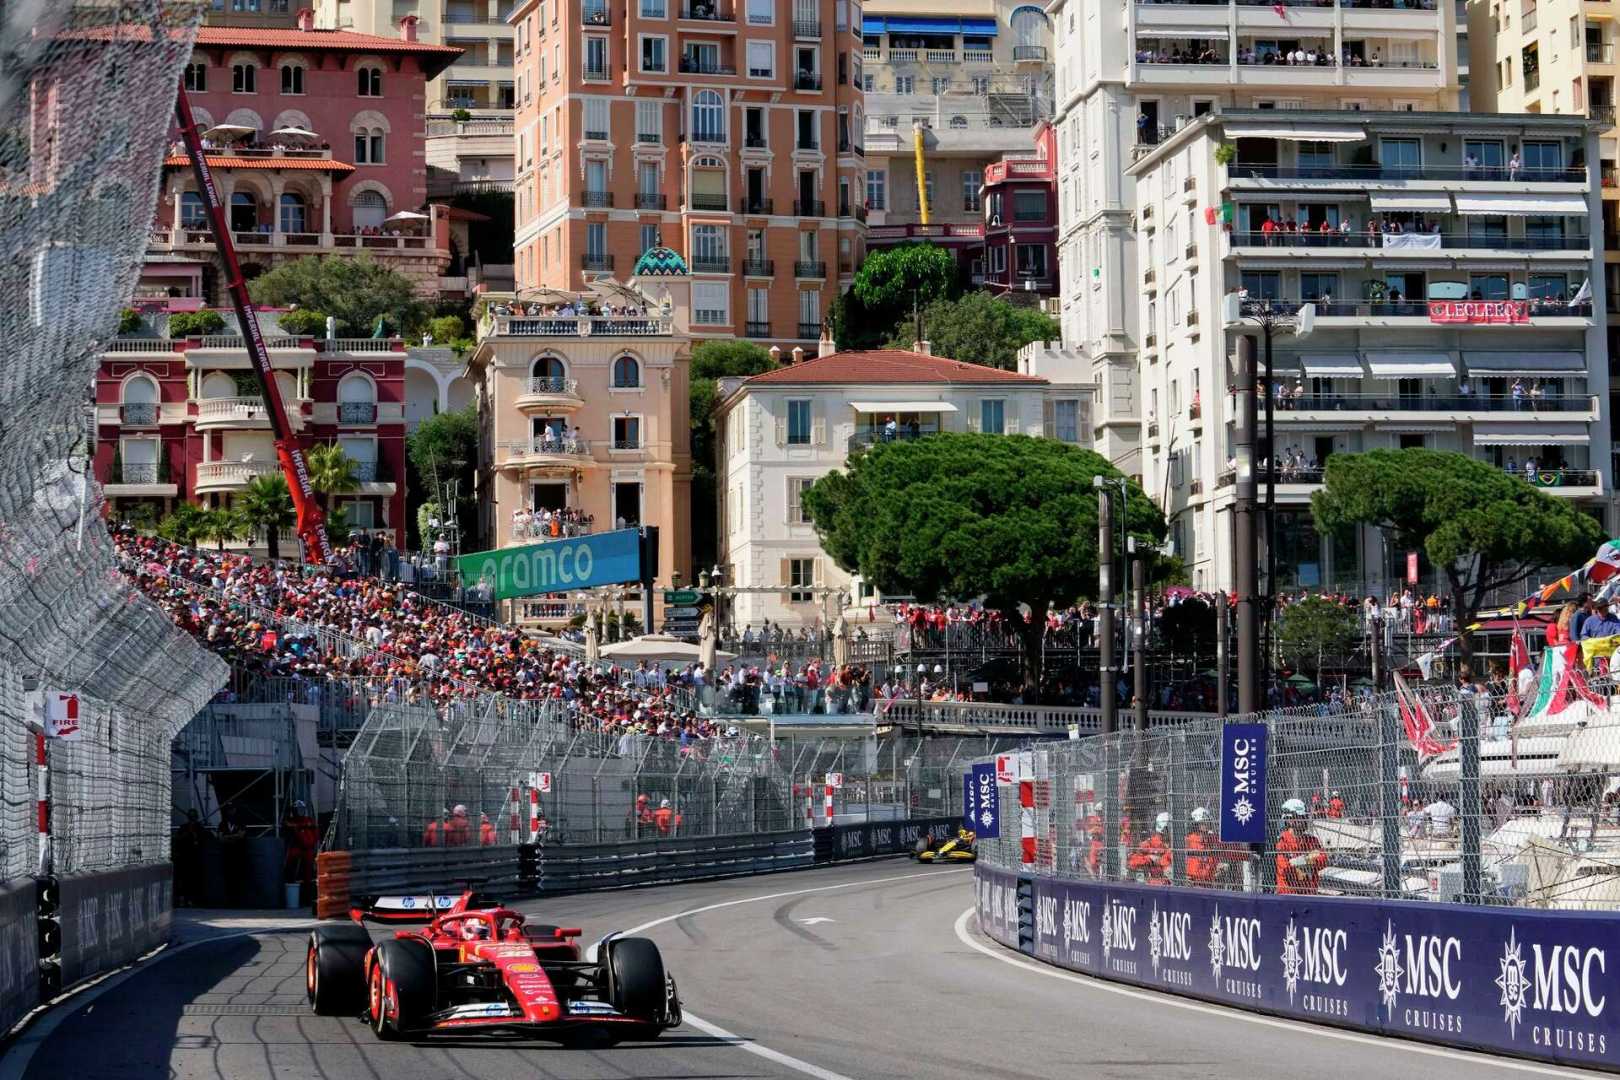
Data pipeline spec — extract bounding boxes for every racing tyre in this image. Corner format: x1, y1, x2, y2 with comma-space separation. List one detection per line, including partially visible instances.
307, 925, 372, 1015
368, 939, 435, 1040
606, 937, 667, 1040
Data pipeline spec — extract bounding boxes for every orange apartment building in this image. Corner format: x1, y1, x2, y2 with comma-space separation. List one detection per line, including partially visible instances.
507, 0, 868, 343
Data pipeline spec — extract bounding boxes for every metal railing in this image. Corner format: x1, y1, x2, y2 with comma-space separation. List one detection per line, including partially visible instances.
1231, 230, 1591, 251
795, 199, 826, 216
1265, 392, 1595, 413
635, 192, 667, 209
338, 401, 378, 423
691, 255, 731, 273
113, 462, 162, 484
745, 320, 771, 337
688, 193, 728, 211
582, 189, 613, 207
795, 259, 828, 277
120, 402, 159, 425
1239, 297, 1594, 318
581, 253, 615, 271
500, 436, 592, 459
1229, 162, 1585, 183
523, 376, 580, 397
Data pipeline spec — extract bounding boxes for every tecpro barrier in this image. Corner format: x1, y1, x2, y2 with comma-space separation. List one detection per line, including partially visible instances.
814, 818, 961, 863
975, 865, 1620, 1070
56, 864, 173, 989
0, 880, 38, 1033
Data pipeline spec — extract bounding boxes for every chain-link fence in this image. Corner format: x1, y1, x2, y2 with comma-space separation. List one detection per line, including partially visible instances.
977, 668, 1620, 910
0, 1, 224, 897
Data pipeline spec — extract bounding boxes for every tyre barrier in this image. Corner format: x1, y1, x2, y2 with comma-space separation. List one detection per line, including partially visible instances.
813, 817, 961, 863
315, 846, 524, 918
975, 863, 1620, 1072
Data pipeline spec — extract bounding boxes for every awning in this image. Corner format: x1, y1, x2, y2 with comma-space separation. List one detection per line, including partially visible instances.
1464, 352, 1587, 376
848, 401, 960, 413
1139, 26, 1231, 39
1473, 423, 1590, 446
961, 18, 998, 35
1368, 191, 1453, 213
877, 16, 976, 33
1223, 124, 1366, 143
1301, 354, 1364, 377
1365, 352, 1456, 378
1453, 192, 1589, 216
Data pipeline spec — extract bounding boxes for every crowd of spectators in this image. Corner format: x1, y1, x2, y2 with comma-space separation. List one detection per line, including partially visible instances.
512, 505, 593, 541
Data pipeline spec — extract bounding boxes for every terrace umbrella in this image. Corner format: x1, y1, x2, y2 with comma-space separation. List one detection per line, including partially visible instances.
201, 123, 253, 141
516, 286, 579, 306
269, 126, 319, 140
384, 210, 431, 223
587, 277, 648, 308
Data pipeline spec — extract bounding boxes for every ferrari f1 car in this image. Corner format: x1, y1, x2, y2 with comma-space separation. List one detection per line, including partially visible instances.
913, 827, 977, 863
305, 891, 681, 1043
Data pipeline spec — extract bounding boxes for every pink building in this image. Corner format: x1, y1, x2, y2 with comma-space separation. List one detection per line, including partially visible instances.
981, 122, 1057, 300
145, 14, 462, 300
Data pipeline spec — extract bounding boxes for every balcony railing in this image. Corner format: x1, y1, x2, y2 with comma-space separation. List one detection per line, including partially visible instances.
1013, 45, 1048, 61
1591, 105, 1618, 127
196, 459, 277, 486
635, 193, 667, 210
350, 460, 390, 483
114, 462, 162, 485
848, 429, 939, 450
637, 131, 662, 144
741, 258, 774, 275
1521, 468, 1600, 488
523, 376, 581, 397
744, 198, 773, 214
581, 253, 615, 271
793, 18, 821, 37
582, 1, 611, 23
796, 138, 820, 151
196, 396, 269, 424
582, 190, 614, 207
338, 401, 378, 424
1230, 230, 1591, 251
502, 437, 592, 460
680, 1, 734, 18
1268, 393, 1594, 413
691, 255, 732, 273
688, 193, 729, 211
679, 57, 737, 75
1189, 478, 1204, 495
1228, 162, 1587, 183
744, 134, 767, 148
794, 199, 826, 216
745, 320, 772, 337
492, 315, 675, 336
795, 260, 827, 278
611, 437, 642, 450
584, 65, 609, 80
1589, 42, 1615, 63
1215, 467, 1329, 488
795, 71, 823, 90
797, 321, 823, 338
120, 402, 159, 426
1240, 297, 1594, 318
1148, 421, 1160, 438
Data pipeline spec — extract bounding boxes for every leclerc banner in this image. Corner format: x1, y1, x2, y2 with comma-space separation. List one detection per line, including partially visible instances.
456, 527, 643, 601
1219, 722, 1267, 844
964, 763, 1000, 838
976, 865, 1620, 1070
1427, 299, 1530, 324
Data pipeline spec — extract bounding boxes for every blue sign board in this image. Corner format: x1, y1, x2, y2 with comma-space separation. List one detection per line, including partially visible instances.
964, 763, 1000, 838
979, 864, 1620, 1071
455, 527, 644, 600
1219, 722, 1268, 845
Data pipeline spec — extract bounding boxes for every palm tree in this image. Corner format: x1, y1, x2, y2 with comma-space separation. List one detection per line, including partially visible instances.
304, 442, 360, 513
200, 507, 247, 552
156, 502, 211, 547
237, 473, 297, 561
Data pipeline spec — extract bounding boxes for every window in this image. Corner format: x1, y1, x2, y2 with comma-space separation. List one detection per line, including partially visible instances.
786, 399, 812, 444
280, 63, 303, 94
585, 36, 608, 78
693, 281, 729, 324
691, 89, 724, 142
747, 40, 774, 77
586, 221, 607, 257
980, 399, 1005, 434
638, 161, 659, 195
184, 62, 206, 92
1522, 140, 1565, 174
584, 97, 610, 138
641, 0, 666, 15
612, 355, 641, 388
614, 482, 642, 526
351, 189, 386, 229
641, 35, 667, 72
747, 0, 773, 23
357, 66, 381, 96
895, 75, 913, 94
180, 191, 207, 228
788, 558, 816, 602
636, 100, 662, 142
612, 415, 642, 449
1016, 244, 1047, 278
863, 74, 875, 92
354, 128, 385, 163
337, 500, 376, 529
1379, 138, 1421, 178
788, 478, 814, 524
797, 109, 817, 149
1013, 190, 1046, 221
748, 286, 769, 328
961, 169, 981, 211
231, 62, 255, 93
640, 224, 660, 252
1052, 399, 1080, 443
692, 223, 726, 262
799, 288, 820, 333
866, 169, 886, 209
278, 192, 307, 234
931, 76, 948, 94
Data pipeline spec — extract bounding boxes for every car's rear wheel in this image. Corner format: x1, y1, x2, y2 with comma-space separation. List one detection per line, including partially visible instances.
369, 939, 435, 1039
307, 926, 372, 1015
606, 937, 667, 1040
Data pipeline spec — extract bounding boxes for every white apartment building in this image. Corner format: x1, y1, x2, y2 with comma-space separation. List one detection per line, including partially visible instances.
1131, 109, 1608, 593
1048, 0, 1460, 480
714, 344, 1092, 628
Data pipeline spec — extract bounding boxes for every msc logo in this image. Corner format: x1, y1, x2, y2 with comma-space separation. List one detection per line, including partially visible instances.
1062, 897, 1090, 947
1148, 902, 1192, 975
1101, 897, 1135, 963
1036, 895, 1058, 940
871, 826, 894, 849
1373, 920, 1462, 1022
1282, 918, 1348, 1004
1208, 908, 1261, 984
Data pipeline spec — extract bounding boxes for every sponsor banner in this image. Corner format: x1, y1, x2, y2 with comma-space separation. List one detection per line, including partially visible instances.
57, 863, 173, 989
965, 763, 1001, 838
818, 818, 960, 864
455, 527, 643, 601
0, 881, 40, 1033
978, 868, 1620, 1069
1219, 723, 1267, 844
1427, 299, 1530, 324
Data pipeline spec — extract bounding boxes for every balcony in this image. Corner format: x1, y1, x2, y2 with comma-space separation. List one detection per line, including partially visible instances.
195, 459, 278, 493
1226, 162, 1587, 183
637, 132, 662, 144
515, 376, 584, 412
688, 193, 729, 212
795, 138, 820, 152
583, 65, 609, 81
195, 396, 272, 431
611, 436, 643, 451
120, 402, 160, 426
338, 401, 378, 424
635, 193, 667, 210
743, 197, 773, 214
1189, 478, 1204, 496
1238, 297, 1594, 320
797, 321, 823, 338
582, 190, 614, 208
486, 314, 675, 337
581, 253, 615, 271
745, 320, 772, 337
1592, 104, 1618, 127
1229, 230, 1592, 253
795, 71, 823, 91
496, 437, 593, 472
113, 462, 162, 485
1013, 45, 1048, 62
744, 134, 767, 149
1270, 392, 1596, 416
1589, 42, 1615, 63
692, 255, 732, 273
923, 49, 957, 63
964, 48, 994, 63
680, 1, 734, 19
794, 199, 826, 216
741, 258, 774, 276
794, 18, 821, 37
795, 260, 827, 278
582, 1, 611, 24
679, 57, 737, 75
848, 429, 938, 450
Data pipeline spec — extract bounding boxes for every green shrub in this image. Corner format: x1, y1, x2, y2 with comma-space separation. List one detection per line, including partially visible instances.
168, 309, 226, 336
275, 307, 328, 336
118, 308, 144, 335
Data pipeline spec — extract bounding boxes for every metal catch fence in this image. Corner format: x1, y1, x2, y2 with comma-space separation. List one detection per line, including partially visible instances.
977, 668, 1620, 910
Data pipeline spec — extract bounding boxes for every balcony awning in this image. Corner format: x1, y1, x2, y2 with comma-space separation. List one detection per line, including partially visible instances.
1301, 354, 1365, 377
849, 401, 960, 413
1365, 352, 1456, 378
1464, 351, 1587, 376
1452, 192, 1590, 216
1473, 422, 1589, 446
1222, 123, 1366, 142
871, 16, 989, 34
1138, 26, 1231, 39
1368, 191, 1453, 213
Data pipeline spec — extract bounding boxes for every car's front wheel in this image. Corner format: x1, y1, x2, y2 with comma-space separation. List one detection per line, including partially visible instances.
607, 937, 668, 1040
307, 926, 372, 1016
369, 939, 435, 1039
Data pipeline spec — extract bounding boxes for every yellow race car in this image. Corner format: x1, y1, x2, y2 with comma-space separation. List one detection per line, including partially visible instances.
914, 828, 977, 863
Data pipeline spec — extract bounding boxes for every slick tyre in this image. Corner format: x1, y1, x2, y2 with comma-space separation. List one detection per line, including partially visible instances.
306, 925, 371, 1015
368, 939, 435, 1039
606, 937, 666, 1039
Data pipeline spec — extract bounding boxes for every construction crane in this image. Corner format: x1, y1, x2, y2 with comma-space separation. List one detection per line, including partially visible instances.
913, 120, 930, 225
172, 87, 333, 564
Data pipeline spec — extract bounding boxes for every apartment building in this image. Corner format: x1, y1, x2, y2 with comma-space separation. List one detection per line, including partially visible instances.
1131, 109, 1606, 592
980, 122, 1058, 298
860, 0, 1054, 282
1049, 0, 1460, 479
714, 345, 1091, 627
507, 0, 867, 345
464, 245, 696, 621
205, 0, 303, 27
1469, 0, 1620, 468
96, 310, 408, 543
315, 0, 516, 114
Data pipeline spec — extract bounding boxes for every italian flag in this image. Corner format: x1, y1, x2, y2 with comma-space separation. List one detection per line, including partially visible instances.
1523, 647, 1607, 721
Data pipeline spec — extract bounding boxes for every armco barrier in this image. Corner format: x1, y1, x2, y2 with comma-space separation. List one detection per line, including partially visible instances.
534, 831, 815, 894
814, 818, 961, 863
976, 865, 1620, 1070
0, 880, 39, 1033
55, 863, 172, 989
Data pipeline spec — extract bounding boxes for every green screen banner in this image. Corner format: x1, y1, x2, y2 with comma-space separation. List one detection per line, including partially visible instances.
456, 527, 643, 601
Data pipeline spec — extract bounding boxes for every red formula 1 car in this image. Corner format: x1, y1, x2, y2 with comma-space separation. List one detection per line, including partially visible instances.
304, 891, 682, 1043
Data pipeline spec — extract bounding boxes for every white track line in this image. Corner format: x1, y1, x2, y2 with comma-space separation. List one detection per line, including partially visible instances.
952, 907, 1610, 1079
678, 1012, 859, 1080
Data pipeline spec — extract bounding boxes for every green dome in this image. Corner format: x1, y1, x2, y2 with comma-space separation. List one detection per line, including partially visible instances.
632, 245, 689, 276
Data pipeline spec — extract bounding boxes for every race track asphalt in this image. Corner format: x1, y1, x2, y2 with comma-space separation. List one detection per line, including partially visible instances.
7, 859, 1610, 1080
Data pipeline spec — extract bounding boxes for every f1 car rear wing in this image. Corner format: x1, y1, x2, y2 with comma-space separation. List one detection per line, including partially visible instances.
349, 889, 499, 924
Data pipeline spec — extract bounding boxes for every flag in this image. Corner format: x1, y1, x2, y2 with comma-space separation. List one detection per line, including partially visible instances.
1272, 1, 1292, 18
1507, 626, 1529, 718
1393, 671, 1454, 759
1570, 278, 1593, 308
1586, 539, 1620, 585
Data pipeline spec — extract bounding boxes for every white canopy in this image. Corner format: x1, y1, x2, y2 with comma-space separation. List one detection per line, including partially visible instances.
1138, 26, 1230, 39
269, 126, 319, 140
1364, 352, 1456, 378
598, 633, 736, 665
1464, 352, 1587, 376
1224, 123, 1366, 143
1452, 192, 1589, 216
1368, 191, 1453, 213
201, 123, 253, 140
385, 210, 432, 223
1472, 423, 1590, 446
849, 401, 960, 413
1301, 354, 1365, 377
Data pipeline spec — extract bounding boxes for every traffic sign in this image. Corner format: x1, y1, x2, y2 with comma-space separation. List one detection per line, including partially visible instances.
664, 589, 701, 605
668, 606, 701, 618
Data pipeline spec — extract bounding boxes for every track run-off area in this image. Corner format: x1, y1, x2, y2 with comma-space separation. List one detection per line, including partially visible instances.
2, 861, 1610, 1080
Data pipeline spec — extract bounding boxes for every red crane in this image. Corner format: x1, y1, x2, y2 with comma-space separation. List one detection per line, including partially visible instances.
172, 87, 333, 564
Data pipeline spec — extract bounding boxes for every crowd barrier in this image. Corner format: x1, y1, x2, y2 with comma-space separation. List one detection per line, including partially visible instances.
531, 831, 815, 894
54, 864, 174, 990
0, 881, 38, 1034
976, 864, 1620, 1070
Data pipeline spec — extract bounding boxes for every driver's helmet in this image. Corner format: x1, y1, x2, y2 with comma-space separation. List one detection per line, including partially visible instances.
460, 919, 490, 940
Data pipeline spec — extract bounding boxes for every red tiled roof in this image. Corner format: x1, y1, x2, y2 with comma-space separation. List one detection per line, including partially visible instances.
193, 27, 462, 78
163, 154, 357, 173
740, 349, 1047, 387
